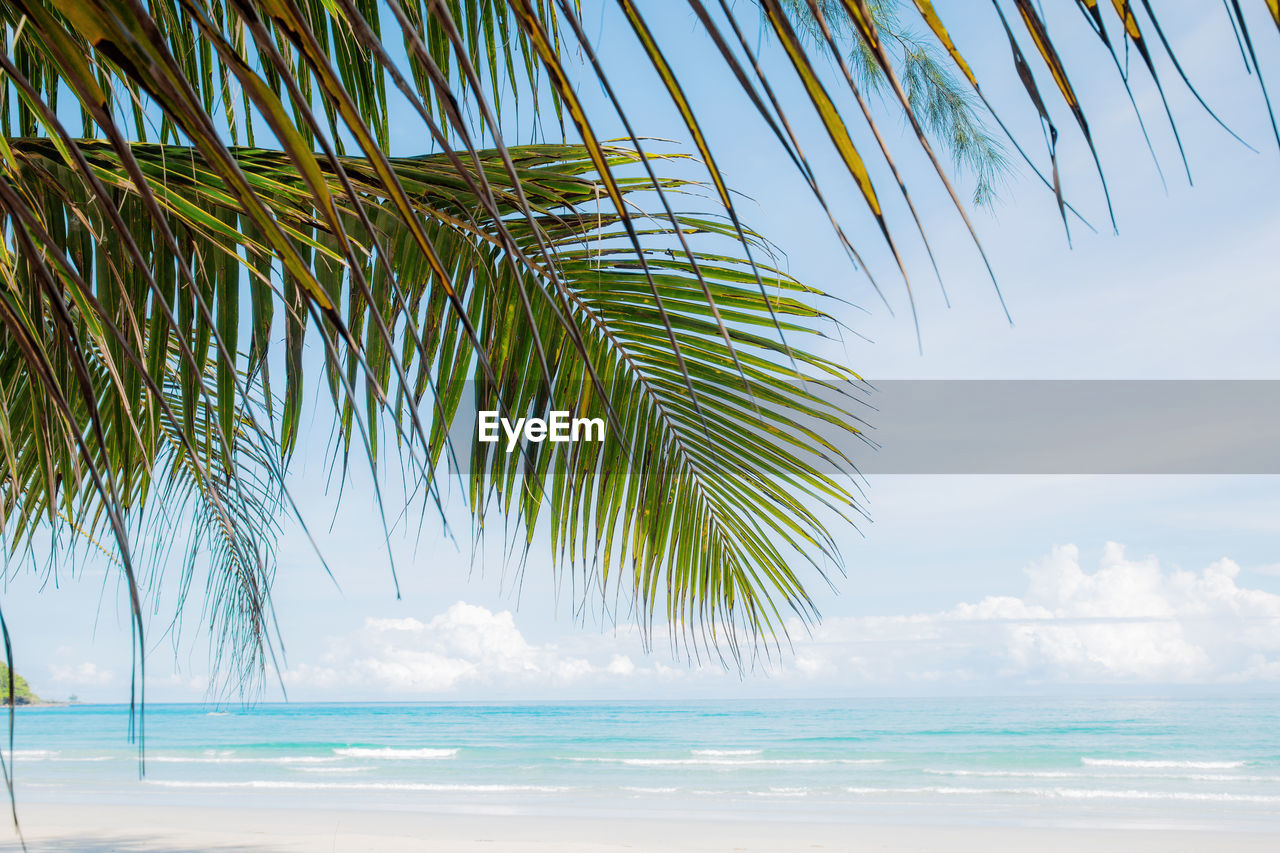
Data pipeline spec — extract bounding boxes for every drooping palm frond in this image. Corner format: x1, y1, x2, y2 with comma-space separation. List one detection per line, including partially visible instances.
1, 120, 864, 695
0, 329, 287, 698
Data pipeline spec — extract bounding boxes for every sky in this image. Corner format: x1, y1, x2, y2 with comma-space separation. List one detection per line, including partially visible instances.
5, 1, 1280, 703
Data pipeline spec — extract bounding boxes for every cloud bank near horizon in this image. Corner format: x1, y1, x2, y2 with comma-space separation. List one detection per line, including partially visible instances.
272, 543, 1280, 698
43, 543, 1280, 700
792, 543, 1280, 687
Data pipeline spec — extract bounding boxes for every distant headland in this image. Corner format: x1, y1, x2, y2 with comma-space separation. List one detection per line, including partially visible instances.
1, 662, 42, 705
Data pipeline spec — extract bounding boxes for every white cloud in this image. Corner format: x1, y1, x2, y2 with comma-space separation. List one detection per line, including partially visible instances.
284, 545, 1280, 697
606, 655, 636, 676
155, 672, 210, 693
49, 662, 115, 686
796, 543, 1280, 686
285, 601, 647, 694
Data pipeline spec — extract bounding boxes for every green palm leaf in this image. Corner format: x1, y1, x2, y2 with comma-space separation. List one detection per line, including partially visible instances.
1, 125, 863, 685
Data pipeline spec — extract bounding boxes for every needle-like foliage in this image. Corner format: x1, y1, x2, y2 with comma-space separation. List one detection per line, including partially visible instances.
784, 0, 1010, 206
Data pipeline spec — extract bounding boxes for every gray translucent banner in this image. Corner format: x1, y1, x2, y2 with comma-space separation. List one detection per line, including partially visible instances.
443, 380, 1280, 475
846, 380, 1279, 474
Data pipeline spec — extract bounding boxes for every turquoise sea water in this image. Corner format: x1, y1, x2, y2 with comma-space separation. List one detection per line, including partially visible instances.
9, 699, 1280, 829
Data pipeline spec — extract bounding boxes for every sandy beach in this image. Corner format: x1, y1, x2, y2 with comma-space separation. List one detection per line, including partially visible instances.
0, 803, 1276, 853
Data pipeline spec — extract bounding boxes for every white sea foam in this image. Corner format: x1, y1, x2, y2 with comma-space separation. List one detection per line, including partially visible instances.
623, 786, 680, 794
332, 748, 459, 760
1180, 774, 1280, 783
928, 768, 1280, 783
847, 785, 1004, 796
690, 749, 761, 756
1082, 758, 1245, 769
926, 769, 1090, 779
60, 747, 459, 766
1050, 789, 1280, 803
296, 766, 376, 774
845, 786, 1280, 804
149, 755, 345, 765
562, 757, 883, 767
146, 780, 567, 793
11, 750, 114, 763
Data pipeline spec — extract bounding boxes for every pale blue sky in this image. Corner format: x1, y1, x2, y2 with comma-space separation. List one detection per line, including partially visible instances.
6, 1, 1280, 702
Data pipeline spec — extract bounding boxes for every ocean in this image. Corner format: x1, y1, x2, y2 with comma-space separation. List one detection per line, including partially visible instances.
10, 698, 1280, 830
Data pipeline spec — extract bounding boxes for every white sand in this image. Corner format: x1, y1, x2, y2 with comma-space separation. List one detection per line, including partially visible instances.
1, 803, 1277, 852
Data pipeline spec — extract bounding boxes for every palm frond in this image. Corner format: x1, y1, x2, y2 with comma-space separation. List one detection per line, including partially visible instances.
1, 131, 863, 684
